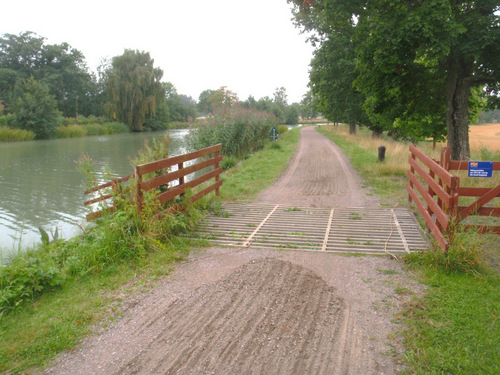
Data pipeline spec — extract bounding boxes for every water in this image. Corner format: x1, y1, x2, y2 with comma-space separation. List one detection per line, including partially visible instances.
0, 129, 189, 254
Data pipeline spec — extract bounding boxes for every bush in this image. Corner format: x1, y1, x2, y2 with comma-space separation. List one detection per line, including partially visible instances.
12, 77, 62, 139
0, 114, 14, 126
0, 126, 36, 142
0, 255, 64, 315
187, 106, 278, 157
277, 125, 288, 135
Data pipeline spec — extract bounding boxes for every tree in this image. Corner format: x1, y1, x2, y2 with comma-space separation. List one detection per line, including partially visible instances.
12, 77, 61, 139
197, 89, 215, 115
309, 28, 371, 134
0, 31, 97, 117
207, 86, 238, 115
104, 49, 164, 131
288, 0, 500, 159
300, 90, 318, 120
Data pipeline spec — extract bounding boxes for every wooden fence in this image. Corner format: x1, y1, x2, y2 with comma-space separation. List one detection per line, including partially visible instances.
407, 145, 499, 251
84, 144, 223, 221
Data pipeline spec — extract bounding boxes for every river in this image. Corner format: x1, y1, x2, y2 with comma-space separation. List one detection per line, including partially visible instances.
0, 129, 189, 256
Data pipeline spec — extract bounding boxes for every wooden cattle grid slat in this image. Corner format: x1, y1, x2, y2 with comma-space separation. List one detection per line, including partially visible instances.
196, 203, 430, 255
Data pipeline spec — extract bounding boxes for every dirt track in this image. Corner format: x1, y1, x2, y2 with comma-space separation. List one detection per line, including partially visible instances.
43, 127, 421, 375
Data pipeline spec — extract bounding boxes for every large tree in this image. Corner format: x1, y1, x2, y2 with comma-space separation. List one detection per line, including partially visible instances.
289, 0, 500, 159
104, 50, 164, 131
0, 31, 96, 117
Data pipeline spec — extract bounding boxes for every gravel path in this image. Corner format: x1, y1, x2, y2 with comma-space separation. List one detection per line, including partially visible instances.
43, 127, 421, 375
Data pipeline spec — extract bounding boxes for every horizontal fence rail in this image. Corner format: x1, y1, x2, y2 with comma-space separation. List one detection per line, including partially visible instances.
83, 174, 133, 221
407, 145, 499, 251
135, 144, 222, 215
84, 144, 223, 221
407, 145, 458, 250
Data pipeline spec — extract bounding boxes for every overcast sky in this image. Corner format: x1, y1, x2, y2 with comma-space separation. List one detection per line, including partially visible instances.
2, 0, 314, 103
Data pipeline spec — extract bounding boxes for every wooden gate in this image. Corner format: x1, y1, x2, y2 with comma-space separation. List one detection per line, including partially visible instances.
407, 145, 499, 251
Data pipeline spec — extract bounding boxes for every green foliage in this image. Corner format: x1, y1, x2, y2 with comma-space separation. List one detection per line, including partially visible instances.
104, 49, 165, 131
0, 113, 13, 126
0, 254, 64, 316
277, 125, 289, 135
288, 0, 500, 159
55, 124, 87, 138
0, 126, 35, 142
221, 155, 237, 170
187, 106, 278, 157
12, 77, 62, 139
0, 31, 99, 117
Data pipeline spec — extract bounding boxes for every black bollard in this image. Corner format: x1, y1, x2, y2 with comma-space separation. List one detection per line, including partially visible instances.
378, 145, 386, 162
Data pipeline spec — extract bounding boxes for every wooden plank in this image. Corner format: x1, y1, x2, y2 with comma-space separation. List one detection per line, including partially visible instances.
84, 174, 132, 194
457, 206, 500, 217
450, 160, 500, 171
156, 167, 223, 204
136, 144, 222, 176
86, 206, 116, 221
140, 156, 222, 192
84, 194, 112, 206
409, 145, 455, 187
458, 184, 500, 221
408, 170, 450, 230
409, 157, 453, 207
407, 185, 448, 251
192, 179, 223, 203
458, 186, 500, 197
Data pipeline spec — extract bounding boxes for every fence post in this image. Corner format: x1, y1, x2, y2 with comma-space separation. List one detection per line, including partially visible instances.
135, 166, 143, 216
178, 162, 184, 197
215, 149, 220, 196
408, 145, 416, 205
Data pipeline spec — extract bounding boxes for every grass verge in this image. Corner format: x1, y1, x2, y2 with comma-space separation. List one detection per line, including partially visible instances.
317, 124, 499, 374
0, 126, 301, 374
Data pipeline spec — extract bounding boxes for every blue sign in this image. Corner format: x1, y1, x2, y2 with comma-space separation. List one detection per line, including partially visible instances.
468, 161, 493, 178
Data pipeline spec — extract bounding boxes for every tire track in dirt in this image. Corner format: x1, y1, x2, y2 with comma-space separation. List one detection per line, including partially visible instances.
116, 259, 357, 375
257, 126, 379, 208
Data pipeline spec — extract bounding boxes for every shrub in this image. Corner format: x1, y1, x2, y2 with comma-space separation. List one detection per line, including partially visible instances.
277, 125, 289, 135
0, 114, 14, 126
0, 255, 64, 315
0, 126, 36, 142
187, 106, 278, 157
12, 77, 62, 139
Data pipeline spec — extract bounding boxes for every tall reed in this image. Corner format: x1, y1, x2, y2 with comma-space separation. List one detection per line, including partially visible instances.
0, 127, 36, 142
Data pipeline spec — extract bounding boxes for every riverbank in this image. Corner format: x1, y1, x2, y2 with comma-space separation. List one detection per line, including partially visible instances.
0, 128, 301, 373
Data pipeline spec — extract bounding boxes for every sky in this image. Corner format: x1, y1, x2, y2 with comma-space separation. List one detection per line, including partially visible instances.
1, 0, 315, 104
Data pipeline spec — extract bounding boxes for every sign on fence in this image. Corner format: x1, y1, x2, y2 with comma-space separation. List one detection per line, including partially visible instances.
468, 161, 493, 178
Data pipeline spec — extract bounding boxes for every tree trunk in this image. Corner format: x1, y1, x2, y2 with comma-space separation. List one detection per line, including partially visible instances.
348, 122, 356, 134
446, 53, 472, 161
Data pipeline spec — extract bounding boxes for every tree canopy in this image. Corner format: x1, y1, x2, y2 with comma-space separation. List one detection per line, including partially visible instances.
289, 0, 500, 159
0, 31, 97, 117
104, 49, 164, 132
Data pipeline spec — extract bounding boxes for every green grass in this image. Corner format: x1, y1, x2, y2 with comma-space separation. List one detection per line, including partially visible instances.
219, 127, 300, 201
317, 125, 500, 374
0, 127, 301, 374
0, 239, 191, 373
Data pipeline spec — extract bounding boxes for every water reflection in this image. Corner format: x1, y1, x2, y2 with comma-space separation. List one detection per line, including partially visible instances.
0, 129, 189, 252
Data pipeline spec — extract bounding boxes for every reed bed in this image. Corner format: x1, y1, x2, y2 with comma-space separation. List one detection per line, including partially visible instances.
0, 127, 36, 142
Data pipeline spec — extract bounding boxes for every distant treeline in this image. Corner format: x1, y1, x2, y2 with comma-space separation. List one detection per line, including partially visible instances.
0, 31, 317, 141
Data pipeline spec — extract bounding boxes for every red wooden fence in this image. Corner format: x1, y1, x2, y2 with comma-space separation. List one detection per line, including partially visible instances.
407, 145, 499, 251
84, 144, 223, 221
